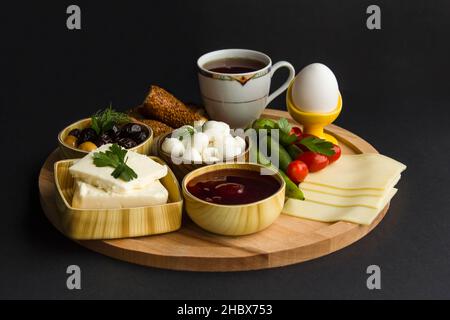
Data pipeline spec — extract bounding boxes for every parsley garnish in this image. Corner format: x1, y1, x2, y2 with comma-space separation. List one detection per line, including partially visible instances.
91, 105, 130, 135
92, 144, 138, 181
299, 136, 336, 156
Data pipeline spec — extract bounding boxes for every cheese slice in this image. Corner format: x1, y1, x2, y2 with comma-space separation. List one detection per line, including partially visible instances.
283, 188, 397, 225
72, 179, 168, 209
302, 188, 397, 209
69, 144, 167, 193
303, 154, 406, 190
301, 175, 401, 197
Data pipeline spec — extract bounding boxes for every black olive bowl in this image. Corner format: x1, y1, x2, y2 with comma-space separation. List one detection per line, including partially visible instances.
58, 118, 153, 159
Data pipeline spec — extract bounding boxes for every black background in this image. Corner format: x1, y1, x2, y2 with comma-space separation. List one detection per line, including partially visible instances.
1, 0, 450, 299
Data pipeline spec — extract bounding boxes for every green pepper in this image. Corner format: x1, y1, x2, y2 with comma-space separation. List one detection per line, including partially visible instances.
286, 144, 302, 160
254, 148, 304, 201
262, 135, 292, 172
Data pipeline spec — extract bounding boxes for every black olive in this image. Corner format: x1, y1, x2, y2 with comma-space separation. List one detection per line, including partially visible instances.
78, 128, 98, 145
134, 131, 148, 144
105, 124, 121, 138
68, 128, 81, 139
121, 123, 142, 137
95, 133, 114, 147
117, 137, 137, 149
140, 125, 149, 136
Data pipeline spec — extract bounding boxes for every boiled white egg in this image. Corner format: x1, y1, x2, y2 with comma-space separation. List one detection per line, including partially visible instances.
291, 63, 340, 113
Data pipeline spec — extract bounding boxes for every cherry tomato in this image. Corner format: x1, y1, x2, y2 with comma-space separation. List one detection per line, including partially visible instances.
290, 127, 303, 141
296, 151, 329, 172
327, 144, 341, 164
286, 160, 309, 184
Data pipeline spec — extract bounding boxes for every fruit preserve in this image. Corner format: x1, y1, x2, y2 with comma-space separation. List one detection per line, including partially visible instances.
186, 169, 280, 205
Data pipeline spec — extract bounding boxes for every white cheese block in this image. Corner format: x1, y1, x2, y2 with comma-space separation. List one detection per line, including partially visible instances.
303, 154, 406, 190
72, 179, 168, 209
69, 144, 167, 193
283, 188, 397, 225
302, 188, 397, 209
301, 174, 401, 197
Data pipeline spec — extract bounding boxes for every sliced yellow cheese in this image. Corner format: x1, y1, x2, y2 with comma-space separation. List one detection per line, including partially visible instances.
302, 188, 397, 209
303, 154, 406, 190
283, 188, 397, 225
301, 175, 401, 197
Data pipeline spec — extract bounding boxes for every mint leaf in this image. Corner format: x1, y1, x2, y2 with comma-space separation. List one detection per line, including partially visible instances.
299, 136, 336, 156
277, 118, 292, 135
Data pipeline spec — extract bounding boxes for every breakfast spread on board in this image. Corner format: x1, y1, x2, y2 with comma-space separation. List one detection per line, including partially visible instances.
50, 49, 406, 248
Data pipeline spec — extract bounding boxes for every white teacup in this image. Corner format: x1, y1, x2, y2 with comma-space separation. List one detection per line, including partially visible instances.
197, 49, 295, 128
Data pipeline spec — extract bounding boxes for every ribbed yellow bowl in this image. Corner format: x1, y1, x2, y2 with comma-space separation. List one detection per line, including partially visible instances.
182, 163, 285, 236
58, 118, 153, 159
54, 156, 182, 240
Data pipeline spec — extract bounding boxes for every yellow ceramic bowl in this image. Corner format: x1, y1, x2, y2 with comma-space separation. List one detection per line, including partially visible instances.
54, 156, 182, 240
182, 163, 285, 236
58, 118, 153, 159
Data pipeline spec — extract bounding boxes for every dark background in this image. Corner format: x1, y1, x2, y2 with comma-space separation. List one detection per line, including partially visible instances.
1, 0, 450, 299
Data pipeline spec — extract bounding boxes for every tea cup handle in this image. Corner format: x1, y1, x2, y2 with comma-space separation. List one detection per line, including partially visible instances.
266, 61, 295, 106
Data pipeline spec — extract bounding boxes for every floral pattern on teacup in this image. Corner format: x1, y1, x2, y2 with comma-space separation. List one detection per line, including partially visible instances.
198, 68, 271, 86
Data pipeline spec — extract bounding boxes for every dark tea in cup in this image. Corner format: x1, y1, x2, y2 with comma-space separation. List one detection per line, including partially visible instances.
204, 57, 267, 74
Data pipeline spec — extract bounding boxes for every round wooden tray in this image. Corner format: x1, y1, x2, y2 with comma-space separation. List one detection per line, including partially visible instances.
39, 109, 388, 271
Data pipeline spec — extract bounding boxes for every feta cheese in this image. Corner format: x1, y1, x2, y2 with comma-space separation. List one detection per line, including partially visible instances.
72, 179, 168, 209
69, 144, 167, 193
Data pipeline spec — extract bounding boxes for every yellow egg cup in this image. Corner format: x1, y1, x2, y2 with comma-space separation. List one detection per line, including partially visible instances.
286, 82, 342, 145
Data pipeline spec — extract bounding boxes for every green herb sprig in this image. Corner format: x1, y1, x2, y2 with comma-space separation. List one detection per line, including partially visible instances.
91, 105, 130, 135
299, 136, 336, 156
277, 118, 292, 135
173, 126, 195, 141
277, 118, 297, 145
92, 144, 138, 181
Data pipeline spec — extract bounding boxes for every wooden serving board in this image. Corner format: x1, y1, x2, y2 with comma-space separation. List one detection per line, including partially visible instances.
39, 109, 388, 272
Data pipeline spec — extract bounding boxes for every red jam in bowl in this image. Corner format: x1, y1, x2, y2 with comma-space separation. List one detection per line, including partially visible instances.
186, 169, 281, 205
